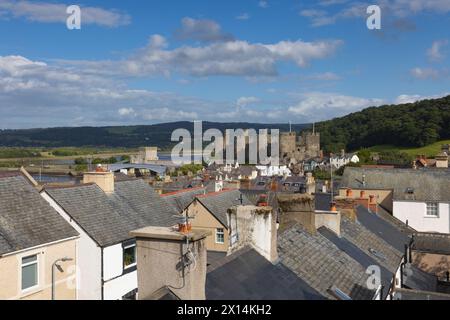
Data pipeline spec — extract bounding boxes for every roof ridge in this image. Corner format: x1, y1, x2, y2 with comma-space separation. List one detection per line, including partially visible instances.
196, 188, 235, 198
160, 186, 205, 197
43, 182, 96, 190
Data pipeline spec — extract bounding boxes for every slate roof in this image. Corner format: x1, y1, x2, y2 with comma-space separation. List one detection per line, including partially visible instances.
341, 217, 403, 274
278, 223, 376, 300
161, 187, 206, 213
341, 167, 450, 202
0, 173, 78, 256
318, 226, 395, 300
403, 264, 438, 292
206, 246, 325, 300
207, 251, 227, 268
195, 190, 252, 227
45, 179, 179, 247
355, 206, 412, 252
412, 232, 450, 255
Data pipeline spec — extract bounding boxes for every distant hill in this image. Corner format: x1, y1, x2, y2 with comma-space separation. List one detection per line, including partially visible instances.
0, 122, 309, 148
316, 95, 450, 153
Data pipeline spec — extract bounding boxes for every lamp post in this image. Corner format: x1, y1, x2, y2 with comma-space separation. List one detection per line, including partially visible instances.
52, 257, 73, 300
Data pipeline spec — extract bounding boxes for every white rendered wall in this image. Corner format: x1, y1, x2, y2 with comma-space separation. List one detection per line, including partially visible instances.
393, 201, 449, 233
103, 243, 138, 300
41, 192, 102, 300
103, 269, 137, 300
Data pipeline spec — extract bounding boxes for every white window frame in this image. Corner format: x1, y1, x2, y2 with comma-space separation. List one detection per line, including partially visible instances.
123, 243, 137, 269
21, 254, 39, 293
425, 202, 439, 218
215, 228, 225, 244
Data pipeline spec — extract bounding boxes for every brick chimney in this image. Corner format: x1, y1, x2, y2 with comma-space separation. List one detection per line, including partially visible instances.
130, 227, 210, 300
227, 205, 278, 263
83, 171, 114, 193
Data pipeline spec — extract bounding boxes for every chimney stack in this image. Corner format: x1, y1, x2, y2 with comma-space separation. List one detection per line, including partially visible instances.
130, 227, 210, 300
83, 171, 115, 194
227, 205, 278, 263
277, 194, 341, 236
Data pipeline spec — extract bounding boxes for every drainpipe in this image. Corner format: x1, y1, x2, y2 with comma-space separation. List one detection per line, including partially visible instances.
101, 247, 104, 300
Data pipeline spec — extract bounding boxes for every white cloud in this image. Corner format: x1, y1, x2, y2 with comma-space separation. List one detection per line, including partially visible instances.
301, 0, 450, 27
395, 93, 449, 104
118, 107, 136, 117
237, 96, 259, 108
0, 55, 224, 128
410, 67, 441, 80
236, 13, 250, 20
2, 54, 448, 128
288, 92, 384, 121
306, 72, 341, 81
0, 0, 130, 27
63, 35, 343, 78
174, 17, 233, 42
258, 1, 269, 9
427, 40, 448, 62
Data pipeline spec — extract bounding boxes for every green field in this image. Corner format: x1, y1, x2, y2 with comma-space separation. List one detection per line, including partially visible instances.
366, 140, 450, 157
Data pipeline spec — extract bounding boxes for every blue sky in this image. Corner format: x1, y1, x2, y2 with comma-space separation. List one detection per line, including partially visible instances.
0, 0, 449, 128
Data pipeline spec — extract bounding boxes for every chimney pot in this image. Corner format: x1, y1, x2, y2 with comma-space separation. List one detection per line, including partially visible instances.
346, 188, 353, 197
360, 190, 366, 198
330, 202, 337, 212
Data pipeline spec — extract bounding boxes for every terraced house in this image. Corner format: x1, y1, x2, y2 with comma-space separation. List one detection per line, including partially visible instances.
340, 167, 450, 234
41, 171, 178, 300
0, 171, 79, 300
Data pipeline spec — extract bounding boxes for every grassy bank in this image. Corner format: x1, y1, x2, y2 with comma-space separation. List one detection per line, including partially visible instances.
364, 139, 450, 158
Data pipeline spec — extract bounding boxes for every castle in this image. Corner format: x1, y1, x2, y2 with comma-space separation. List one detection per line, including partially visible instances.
280, 131, 321, 164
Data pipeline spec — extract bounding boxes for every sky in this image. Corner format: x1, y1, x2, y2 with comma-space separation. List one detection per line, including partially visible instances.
0, 0, 449, 129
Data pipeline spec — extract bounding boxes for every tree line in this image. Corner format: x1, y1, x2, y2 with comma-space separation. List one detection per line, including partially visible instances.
315, 95, 450, 153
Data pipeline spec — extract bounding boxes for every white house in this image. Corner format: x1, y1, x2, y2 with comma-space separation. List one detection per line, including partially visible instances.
341, 167, 450, 234
256, 165, 291, 177
41, 172, 178, 300
330, 150, 359, 169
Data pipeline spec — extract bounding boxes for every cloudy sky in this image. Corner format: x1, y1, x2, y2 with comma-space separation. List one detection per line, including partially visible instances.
0, 0, 449, 129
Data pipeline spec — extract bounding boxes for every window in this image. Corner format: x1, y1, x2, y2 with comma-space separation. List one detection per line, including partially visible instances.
123, 244, 136, 269
21, 254, 38, 291
215, 228, 225, 244
426, 203, 439, 217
